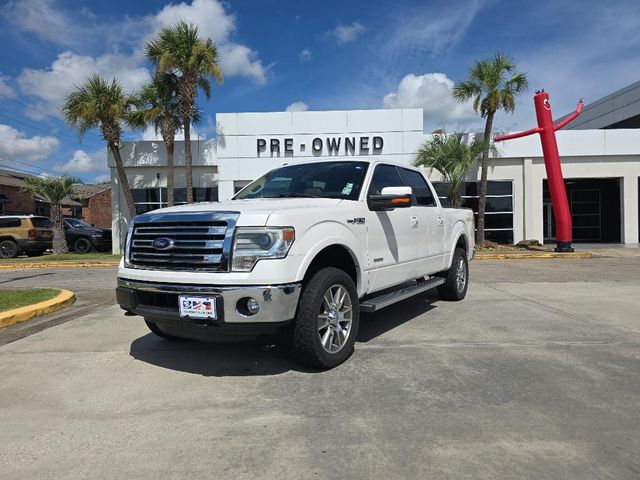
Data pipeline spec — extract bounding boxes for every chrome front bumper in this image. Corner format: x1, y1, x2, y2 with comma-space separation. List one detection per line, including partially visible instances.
117, 278, 301, 324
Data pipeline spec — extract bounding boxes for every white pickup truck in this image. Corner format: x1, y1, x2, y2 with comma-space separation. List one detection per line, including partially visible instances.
117, 160, 475, 368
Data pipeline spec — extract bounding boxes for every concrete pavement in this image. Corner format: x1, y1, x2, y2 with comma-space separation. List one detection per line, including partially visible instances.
0, 259, 639, 479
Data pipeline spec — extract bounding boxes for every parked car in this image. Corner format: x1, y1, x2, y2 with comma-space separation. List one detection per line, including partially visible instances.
0, 215, 53, 258
117, 160, 475, 368
63, 218, 112, 253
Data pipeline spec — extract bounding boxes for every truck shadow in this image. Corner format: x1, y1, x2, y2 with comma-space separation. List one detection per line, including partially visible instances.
128, 292, 439, 377
357, 292, 438, 343
129, 334, 313, 376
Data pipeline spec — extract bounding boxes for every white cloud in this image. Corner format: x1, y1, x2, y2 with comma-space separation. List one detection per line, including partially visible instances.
150, 0, 267, 84
93, 173, 111, 183
299, 48, 312, 62
383, 73, 477, 130
1, 0, 79, 48
328, 21, 366, 45
17, 52, 150, 117
0, 75, 16, 98
54, 149, 107, 174
0, 123, 59, 162
285, 101, 308, 112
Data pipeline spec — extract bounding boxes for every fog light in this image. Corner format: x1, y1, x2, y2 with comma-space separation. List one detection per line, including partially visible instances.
247, 297, 260, 314
237, 297, 260, 316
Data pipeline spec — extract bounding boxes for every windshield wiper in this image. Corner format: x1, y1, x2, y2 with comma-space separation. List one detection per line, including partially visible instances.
272, 192, 319, 198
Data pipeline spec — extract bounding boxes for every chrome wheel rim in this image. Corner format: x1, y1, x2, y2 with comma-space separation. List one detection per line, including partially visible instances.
456, 257, 466, 292
318, 284, 353, 354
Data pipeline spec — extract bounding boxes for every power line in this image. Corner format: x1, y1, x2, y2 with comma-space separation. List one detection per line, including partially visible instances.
0, 111, 104, 150
0, 93, 105, 142
0, 138, 80, 166
0, 156, 61, 176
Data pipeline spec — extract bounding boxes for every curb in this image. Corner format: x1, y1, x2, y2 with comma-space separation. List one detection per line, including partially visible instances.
0, 261, 120, 269
0, 289, 76, 328
475, 252, 592, 260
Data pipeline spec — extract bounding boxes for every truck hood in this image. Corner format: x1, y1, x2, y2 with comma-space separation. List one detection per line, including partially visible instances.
142, 198, 344, 226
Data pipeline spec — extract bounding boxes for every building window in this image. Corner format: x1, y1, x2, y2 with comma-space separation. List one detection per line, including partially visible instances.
132, 187, 219, 215
432, 180, 514, 244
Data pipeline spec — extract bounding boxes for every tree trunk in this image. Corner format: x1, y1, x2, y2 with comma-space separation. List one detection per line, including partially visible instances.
166, 140, 175, 207
109, 142, 136, 218
183, 118, 193, 203
49, 204, 68, 254
477, 112, 495, 245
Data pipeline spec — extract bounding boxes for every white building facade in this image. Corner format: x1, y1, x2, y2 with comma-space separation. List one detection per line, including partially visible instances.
110, 107, 640, 253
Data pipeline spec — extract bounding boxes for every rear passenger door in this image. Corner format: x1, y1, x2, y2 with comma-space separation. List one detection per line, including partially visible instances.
398, 167, 446, 275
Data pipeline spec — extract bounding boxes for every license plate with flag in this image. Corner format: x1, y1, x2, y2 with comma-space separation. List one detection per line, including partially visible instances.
178, 296, 217, 319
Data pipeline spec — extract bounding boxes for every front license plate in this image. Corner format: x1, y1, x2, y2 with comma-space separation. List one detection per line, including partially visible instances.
178, 296, 217, 319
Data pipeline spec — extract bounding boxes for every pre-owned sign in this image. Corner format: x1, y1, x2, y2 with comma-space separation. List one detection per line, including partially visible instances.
257, 136, 383, 157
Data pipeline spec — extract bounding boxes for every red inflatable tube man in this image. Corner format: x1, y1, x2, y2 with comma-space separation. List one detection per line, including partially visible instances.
494, 91, 583, 252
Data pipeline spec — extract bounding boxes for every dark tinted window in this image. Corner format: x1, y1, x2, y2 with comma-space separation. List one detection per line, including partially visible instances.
399, 168, 436, 206
0, 218, 21, 228
234, 162, 369, 200
30, 217, 51, 227
369, 164, 403, 195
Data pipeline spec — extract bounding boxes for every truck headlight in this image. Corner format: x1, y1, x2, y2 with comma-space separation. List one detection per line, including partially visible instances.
231, 227, 295, 272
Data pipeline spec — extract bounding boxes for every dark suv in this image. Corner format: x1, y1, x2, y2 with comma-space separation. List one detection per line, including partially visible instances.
63, 218, 112, 253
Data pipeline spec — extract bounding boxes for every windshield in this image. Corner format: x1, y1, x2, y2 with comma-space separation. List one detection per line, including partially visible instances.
233, 161, 369, 200
65, 218, 92, 229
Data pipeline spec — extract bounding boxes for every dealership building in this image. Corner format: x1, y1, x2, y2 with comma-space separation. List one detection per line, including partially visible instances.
110, 83, 640, 253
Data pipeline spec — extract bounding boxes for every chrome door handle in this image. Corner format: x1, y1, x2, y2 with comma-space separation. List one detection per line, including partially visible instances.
410, 216, 419, 228
436, 215, 444, 226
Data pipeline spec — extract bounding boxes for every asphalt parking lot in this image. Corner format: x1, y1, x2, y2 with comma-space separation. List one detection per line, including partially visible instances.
1, 258, 639, 479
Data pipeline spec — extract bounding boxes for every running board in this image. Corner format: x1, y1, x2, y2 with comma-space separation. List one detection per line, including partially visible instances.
360, 277, 445, 313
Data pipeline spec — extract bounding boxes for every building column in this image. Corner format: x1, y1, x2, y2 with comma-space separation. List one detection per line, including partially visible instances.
623, 175, 639, 244
522, 157, 535, 240
218, 180, 235, 201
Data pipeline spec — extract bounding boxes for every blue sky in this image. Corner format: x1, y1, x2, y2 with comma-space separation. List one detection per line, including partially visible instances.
0, 0, 639, 182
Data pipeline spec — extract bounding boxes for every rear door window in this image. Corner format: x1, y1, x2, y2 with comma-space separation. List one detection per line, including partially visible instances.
30, 217, 52, 228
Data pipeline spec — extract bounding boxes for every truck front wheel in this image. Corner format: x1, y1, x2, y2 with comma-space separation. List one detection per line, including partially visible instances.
290, 267, 360, 369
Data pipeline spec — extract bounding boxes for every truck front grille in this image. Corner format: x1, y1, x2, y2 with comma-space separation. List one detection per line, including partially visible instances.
127, 212, 239, 272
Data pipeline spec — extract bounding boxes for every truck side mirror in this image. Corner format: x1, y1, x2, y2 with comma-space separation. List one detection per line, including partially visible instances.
368, 186, 414, 211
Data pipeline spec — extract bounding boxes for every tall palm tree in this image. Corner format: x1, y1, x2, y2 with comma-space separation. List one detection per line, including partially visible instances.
146, 21, 223, 203
63, 75, 138, 217
415, 133, 488, 207
453, 53, 528, 243
22, 175, 81, 254
128, 73, 182, 207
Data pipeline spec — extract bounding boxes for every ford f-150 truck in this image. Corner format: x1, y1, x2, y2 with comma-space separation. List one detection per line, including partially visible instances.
117, 160, 475, 368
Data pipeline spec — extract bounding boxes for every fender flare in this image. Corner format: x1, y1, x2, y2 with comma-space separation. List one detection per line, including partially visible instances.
446, 221, 469, 268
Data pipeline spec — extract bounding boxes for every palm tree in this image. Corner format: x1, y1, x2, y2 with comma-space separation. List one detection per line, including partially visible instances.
146, 21, 223, 203
128, 74, 182, 207
22, 175, 81, 254
63, 75, 137, 217
453, 53, 527, 243
415, 133, 488, 207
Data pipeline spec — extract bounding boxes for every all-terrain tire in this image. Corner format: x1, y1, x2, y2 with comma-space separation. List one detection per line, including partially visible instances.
437, 247, 469, 301
0, 239, 19, 259
145, 319, 183, 341
290, 267, 360, 369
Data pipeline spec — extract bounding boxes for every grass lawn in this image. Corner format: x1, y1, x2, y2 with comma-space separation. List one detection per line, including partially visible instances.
0, 289, 60, 311
2, 252, 121, 263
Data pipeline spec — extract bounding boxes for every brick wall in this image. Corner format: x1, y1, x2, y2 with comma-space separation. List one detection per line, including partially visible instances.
82, 188, 112, 228
0, 185, 36, 214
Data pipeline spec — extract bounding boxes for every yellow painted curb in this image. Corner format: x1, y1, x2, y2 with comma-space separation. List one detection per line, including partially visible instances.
475, 252, 592, 260
0, 289, 76, 328
0, 261, 119, 269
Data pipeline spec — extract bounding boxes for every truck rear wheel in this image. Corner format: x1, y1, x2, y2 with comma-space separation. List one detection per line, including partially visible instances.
290, 267, 360, 369
437, 247, 469, 301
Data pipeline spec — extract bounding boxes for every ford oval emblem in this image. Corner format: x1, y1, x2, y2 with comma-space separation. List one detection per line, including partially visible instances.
152, 237, 175, 250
